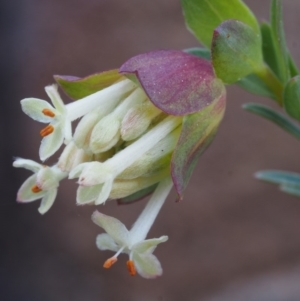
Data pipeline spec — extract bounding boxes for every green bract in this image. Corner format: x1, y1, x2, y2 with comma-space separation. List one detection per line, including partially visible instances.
283, 76, 300, 121
211, 20, 263, 84
55, 70, 123, 99
181, 0, 259, 48
56, 50, 226, 201
119, 50, 226, 200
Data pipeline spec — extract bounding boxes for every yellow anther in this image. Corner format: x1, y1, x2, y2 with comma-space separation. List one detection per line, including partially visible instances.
103, 257, 118, 269
31, 185, 42, 193
40, 125, 54, 137
42, 108, 55, 118
126, 260, 136, 276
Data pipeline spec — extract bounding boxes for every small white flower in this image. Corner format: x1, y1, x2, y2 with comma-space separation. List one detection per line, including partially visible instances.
91, 177, 172, 278
21, 79, 136, 161
13, 158, 67, 214
21, 85, 69, 161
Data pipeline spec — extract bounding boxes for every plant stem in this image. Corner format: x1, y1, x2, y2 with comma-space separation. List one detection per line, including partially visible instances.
255, 64, 284, 106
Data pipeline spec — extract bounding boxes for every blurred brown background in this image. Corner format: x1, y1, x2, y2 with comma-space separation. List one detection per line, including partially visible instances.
2, 0, 300, 300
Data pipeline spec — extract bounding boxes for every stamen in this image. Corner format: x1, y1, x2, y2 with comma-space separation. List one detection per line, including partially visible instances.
103, 256, 118, 269
42, 108, 55, 117
31, 185, 42, 193
40, 125, 54, 137
126, 260, 136, 276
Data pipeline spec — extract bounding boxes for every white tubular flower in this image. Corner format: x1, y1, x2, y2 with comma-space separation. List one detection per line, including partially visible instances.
121, 101, 162, 141
76, 168, 169, 204
21, 79, 136, 161
13, 158, 67, 214
70, 115, 182, 205
90, 88, 148, 153
91, 177, 172, 278
57, 141, 92, 172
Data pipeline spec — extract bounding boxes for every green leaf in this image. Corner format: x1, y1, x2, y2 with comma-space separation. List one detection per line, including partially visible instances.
184, 47, 211, 60
54, 69, 123, 100
256, 170, 300, 186
117, 184, 158, 205
243, 103, 300, 140
283, 75, 300, 121
237, 73, 276, 99
270, 0, 290, 83
256, 170, 300, 198
281, 184, 300, 197
212, 20, 263, 84
181, 0, 260, 48
288, 54, 299, 77
260, 22, 281, 79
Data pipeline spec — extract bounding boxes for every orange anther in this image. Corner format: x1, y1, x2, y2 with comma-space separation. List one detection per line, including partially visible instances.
40, 125, 54, 137
42, 108, 55, 117
126, 260, 136, 276
103, 257, 118, 269
31, 185, 42, 193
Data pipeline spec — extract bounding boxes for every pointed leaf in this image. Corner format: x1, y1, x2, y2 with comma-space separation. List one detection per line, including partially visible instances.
271, 0, 290, 83
256, 170, 300, 186
288, 55, 299, 77
256, 170, 300, 199
243, 103, 300, 140
120, 50, 224, 116
237, 73, 275, 99
280, 184, 300, 198
181, 0, 259, 48
54, 69, 123, 100
283, 76, 300, 121
171, 93, 226, 198
260, 22, 284, 80
212, 20, 263, 84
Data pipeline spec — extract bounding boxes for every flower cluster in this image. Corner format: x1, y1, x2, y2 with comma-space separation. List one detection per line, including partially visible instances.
14, 50, 226, 278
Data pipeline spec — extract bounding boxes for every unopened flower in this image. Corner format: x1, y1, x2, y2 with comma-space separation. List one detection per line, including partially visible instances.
92, 177, 172, 278
13, 158, 67, 214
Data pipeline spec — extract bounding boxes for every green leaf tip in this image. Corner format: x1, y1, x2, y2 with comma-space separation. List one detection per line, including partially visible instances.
212, 20, 263, 84
181, 0, 259, 48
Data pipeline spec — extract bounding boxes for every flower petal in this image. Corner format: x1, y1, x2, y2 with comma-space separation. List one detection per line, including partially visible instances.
45, 85, 66, 114
76, 162, 112, 186
17, 174, 45, 203
132, 251, 163, 279
91, 211, 131, 246
13, 158, 42, 173
36, 167, 59, 190
21, 98, 56, 123
95, 178, 113, 205
76, 184, 102, 204
68, 162, 91, 179
38, 188, 57, 214
133, 236, 168, 254
96, 233, 119, 252
39, 123, 64, 161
